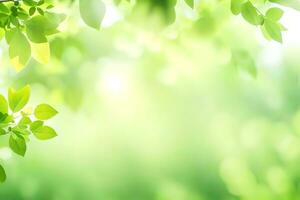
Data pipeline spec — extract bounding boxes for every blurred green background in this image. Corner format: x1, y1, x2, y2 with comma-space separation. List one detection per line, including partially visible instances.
1, 0, 300, 199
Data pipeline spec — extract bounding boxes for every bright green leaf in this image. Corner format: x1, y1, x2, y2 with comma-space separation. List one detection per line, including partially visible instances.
34, 104, 58, 120
8, 30, 31, 72
241, 2, 264, 25
0, 95, 8, 114
231, 0, 246, 15
18, 116, 32, 127
0, 128, 6, 136
25, 16, 48, 43
8, 85, 31, 113
12, 126, 31, 136
266, 7, 284, 21
30, 120, 43, 132
31, 42, 50, 64
9, 134, 26, 157
264, 19, 282, 42
33, 126, 57, 140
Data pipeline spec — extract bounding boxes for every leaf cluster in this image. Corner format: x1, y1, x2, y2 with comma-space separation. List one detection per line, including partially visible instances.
0, 0, 65, 71
231, 0, 286, 42
0, 85, 58, 182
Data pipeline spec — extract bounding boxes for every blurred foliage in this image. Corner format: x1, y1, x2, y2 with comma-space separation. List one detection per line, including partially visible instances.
0, 0, 300, 199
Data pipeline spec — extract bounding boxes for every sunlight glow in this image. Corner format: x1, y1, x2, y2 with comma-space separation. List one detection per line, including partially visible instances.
99, 66, 130, 97
0, 148, 12, 160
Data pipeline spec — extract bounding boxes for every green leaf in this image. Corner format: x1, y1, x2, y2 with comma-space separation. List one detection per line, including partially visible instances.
8, 30, 31, 72
241, 2, 264, 25
18, 116, 32, 126
37, 0, 44, 6
0, 4, 9, 14
8, 85, 31, 113
37, 7, 44, 15
0, 115, 13, 127
264, 19, 282, 42
18, 11, 30, 20
23, 0, 37, 7
44, 12, 66, 34
0, 29, 5, 42
261, 24, 272, 40
31, 42, 50, 64
266, 7, 284, 21
25, 13, 64, 43
5, 28, 16, 44
32, 126, 57, 140
29, 7, 36, 16
30, 120, 43, 132
12, 126, 31, 136
185, 0, 194, 8
0, 95, 8, 114
46, 5, 54, 9
0, 164, 6, 183
231, 0, 246, 15
9, 134, 26, 156
25, 16, 48, 43
34, 104, 58, 120
0, 128, 6, 136
0, 113, 9, 123
79, 0, 106, 29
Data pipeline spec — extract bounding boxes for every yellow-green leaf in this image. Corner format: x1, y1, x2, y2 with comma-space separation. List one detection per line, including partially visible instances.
231, 0, 246, 15
266, 7, 284, 21
33, 126, 57, 140
241, 2, 264, 25
0, 95, 8, 114
9, 30, 31, 72
31, 42, 50, 64
30, 120, 44, 132
264, 19, 282, 42
34, 104, 58, 120
185, 0, 194, 8
8, 85, 31, 113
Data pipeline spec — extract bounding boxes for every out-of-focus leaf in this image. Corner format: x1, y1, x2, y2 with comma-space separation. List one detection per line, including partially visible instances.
185, 0, 194, 8
241, 2, 264, 25
8, 30, 31, 72
266, 7, 284, 21
31, 42, 50, 64
264, 19, 282, 42
79, 0, 106, 29
0, 165, 6, 183
231, 0, 246, 15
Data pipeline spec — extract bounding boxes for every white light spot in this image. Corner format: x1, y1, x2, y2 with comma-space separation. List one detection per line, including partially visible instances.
0, 148, 12, 160
102, 5, 122, 28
